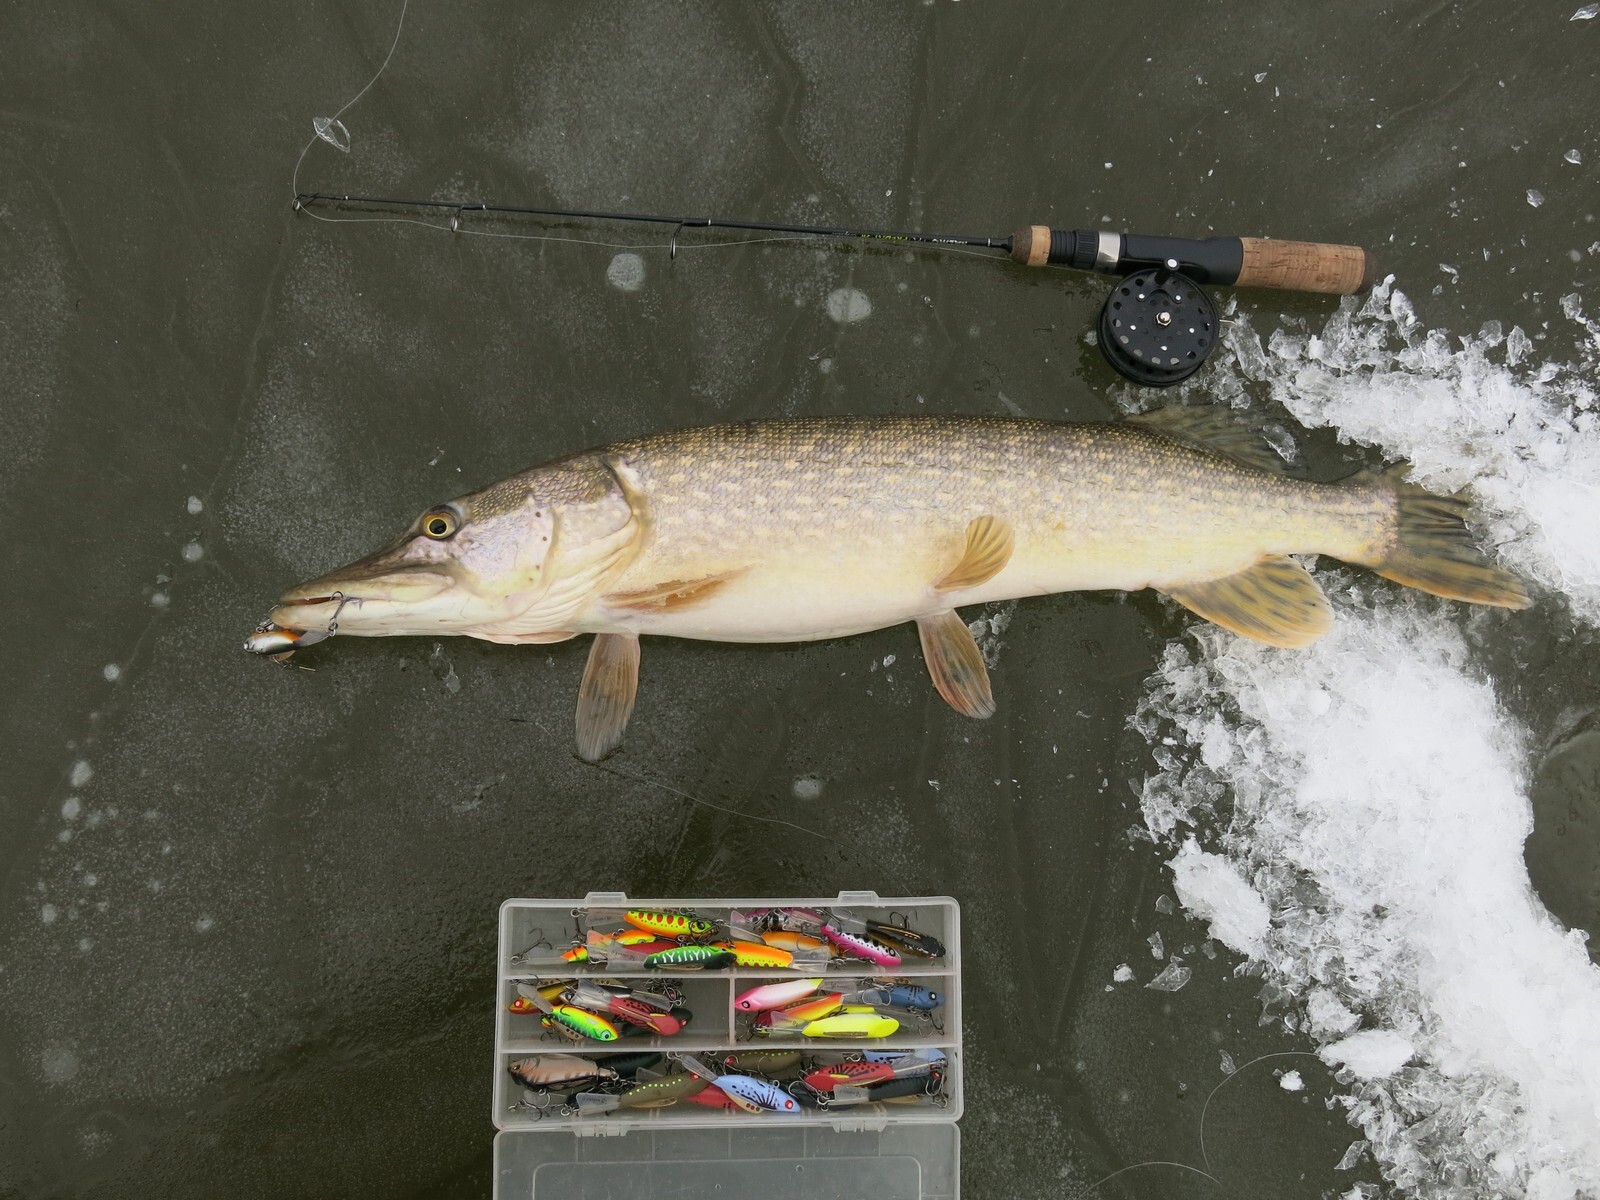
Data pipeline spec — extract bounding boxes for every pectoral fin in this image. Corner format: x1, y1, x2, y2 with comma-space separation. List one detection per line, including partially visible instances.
916, 611, 996, 718
575, 633, 640, 761
1162, 555, 1333, 648
602, 569, 746, 613
933, 515, 1014, 594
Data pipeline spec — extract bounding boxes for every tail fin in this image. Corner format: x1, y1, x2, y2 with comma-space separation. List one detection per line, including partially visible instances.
1368, 468, 1531, 609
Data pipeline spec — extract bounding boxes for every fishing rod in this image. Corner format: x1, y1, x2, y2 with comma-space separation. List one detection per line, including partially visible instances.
294, 190, 1376, 386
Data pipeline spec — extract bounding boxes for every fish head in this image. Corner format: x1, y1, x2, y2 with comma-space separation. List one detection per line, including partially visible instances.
269, 455, 641, 640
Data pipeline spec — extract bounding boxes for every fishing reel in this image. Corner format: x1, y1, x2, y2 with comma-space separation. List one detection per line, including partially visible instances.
1095, 268, 1217, 386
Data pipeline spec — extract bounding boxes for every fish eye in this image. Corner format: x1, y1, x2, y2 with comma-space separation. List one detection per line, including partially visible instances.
421, 508, 458, 539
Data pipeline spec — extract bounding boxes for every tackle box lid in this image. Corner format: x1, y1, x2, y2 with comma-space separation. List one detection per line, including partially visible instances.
493, 1124, 960, 1199
492, 892, 962, 1200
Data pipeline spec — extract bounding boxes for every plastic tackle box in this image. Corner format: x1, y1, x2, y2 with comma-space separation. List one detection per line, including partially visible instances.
493, 891, 962, 1200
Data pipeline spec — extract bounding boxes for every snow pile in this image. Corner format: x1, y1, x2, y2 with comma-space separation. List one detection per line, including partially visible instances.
1135, 598, 1600, 1198
1185, 279, 1600, 623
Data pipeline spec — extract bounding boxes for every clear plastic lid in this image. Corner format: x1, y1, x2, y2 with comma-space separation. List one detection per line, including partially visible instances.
494, 1123, 959, 1200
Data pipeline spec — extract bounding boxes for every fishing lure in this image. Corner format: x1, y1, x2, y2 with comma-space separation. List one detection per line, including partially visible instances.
734, 978, 826, 1013
799, 1011, 900, 1039
862, 1048, 947, 1076
822, 920, 902, 968
802, 1059, 897, 1094
601, 1051, 665, 1079
712, 940, 795, 969
678, 1055, 801, 1115
506, 1054, 618, 1090
642, 944, 737, 971
866, 919, 947, 960
562, 926, 663, 964
542, 1004, 620, 1042
816, 1071, 942, 1107
757, 930, 832, 955
566, 981, 691, 1036
846, 984, 943, 1012
624, 909, 716, 939
613, 1070, 710, 1109
508, 980, 575, 1014
750, 992, 846, 1034
242, 624, 331, 656
721, 1050, 804, 1076
682, 1083, 743, 1109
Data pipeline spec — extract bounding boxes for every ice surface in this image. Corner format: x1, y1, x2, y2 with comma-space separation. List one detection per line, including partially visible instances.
1135, 598, 1600, 1197
1180, 278, 1600, 624
1168, 837, 1271, 955
1320, 1030, 1416, 1080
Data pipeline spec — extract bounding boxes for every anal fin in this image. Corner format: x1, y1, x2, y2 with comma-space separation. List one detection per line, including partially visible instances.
1163, 555, 1332, 648
933, 515, 1014, 594
915, 610, 996, 718
575, 633, 640, 761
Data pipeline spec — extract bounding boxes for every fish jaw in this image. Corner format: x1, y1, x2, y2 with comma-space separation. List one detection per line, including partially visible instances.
270, 542, 464, 637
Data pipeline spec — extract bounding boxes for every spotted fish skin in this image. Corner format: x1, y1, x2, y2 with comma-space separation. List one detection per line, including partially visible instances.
266, 414, 1529, 757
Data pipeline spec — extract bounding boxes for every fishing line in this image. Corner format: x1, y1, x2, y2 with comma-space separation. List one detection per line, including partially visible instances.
1197, 1050, 1326, 1172
1070, 1160, 1223, 1198
591, 760, 840, 846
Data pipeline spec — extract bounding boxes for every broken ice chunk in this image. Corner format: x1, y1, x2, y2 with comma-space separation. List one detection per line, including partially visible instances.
1335, 1140, 1368, 1171
1147, 931, 1165, 959
1144, 962, 1191, 992
1526, 189, 1545, 208
313, 117, 351, 152
1169, 838, 1270, 955
1219, 1049, 1236, 1075
1278, 1069, 1304, 1091
1570, 3, 1598, 18
1112, 963, 1135, 983
1317, 1030, 1414, 1080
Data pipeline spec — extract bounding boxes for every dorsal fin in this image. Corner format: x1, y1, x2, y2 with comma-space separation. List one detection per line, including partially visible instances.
1125, 406, 1294, 475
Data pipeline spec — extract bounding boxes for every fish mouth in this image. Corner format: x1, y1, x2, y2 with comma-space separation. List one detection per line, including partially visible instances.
269, 558, 455, 633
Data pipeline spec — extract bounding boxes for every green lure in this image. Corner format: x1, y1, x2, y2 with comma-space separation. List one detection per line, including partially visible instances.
643, 944, 738, 970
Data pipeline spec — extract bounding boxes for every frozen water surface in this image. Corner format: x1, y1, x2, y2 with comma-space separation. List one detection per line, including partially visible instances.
2, 2, 1597, 1199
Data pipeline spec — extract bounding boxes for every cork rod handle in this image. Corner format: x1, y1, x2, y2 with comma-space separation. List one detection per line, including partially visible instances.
1233, 237, 1376, 294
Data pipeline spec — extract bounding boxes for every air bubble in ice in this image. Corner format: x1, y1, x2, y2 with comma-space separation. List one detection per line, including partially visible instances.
61, 797, 81, 820
185, 495, 204, 515
606, 253, 645, 292
791, 776, 823, 801
825, 288, 872, 324
313, 116, 350, 152
182, 541, 203, 562
194, 915, 215, 934
102, 664, 121, 682
69, 761, 92, 788
41, 904, 57, 925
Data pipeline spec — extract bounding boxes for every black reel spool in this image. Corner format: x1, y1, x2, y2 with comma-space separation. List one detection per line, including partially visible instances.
1097, 268, 1218, 386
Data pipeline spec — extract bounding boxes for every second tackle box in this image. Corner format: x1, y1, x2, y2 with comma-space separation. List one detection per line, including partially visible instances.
493, 891, 962, 1200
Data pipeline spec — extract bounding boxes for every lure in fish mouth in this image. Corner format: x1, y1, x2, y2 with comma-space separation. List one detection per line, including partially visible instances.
249, 411, 1531, 760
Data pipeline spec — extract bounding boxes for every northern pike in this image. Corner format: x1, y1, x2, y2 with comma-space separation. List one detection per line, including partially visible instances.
257, 410, 1529, 759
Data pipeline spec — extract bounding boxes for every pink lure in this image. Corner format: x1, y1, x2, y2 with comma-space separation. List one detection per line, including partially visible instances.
734, 977, 826, 1013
